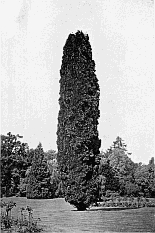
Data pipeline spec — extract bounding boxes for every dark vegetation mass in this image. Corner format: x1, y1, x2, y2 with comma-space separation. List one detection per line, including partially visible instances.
0, 132, 59, 199
1, 32, 155, 213
57, 31, 101, 210
1, 131, 155, 207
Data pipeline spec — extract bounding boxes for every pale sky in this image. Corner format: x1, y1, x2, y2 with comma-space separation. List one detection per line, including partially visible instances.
1, 0, 154, 164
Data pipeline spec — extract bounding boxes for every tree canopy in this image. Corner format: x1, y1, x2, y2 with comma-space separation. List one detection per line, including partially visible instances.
26, 143, 54, 199
1, 132, 28, 196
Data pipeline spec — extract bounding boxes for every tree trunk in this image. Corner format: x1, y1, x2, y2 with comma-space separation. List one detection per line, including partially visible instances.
76, 204, 87, 211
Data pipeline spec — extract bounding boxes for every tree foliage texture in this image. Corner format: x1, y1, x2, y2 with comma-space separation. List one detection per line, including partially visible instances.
101, 137, 137, 197
57, 31, 101, 210
1, 132, 28, 197
26, 143, 55, 199
100, 137, 155, 198
134, 158, 155, 197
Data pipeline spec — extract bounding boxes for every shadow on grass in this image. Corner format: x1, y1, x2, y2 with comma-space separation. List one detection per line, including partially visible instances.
88, 206, 139, 211
71, 207, 140, 212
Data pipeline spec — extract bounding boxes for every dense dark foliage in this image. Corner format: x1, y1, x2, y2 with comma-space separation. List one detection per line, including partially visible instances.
134, 157, 155, 197
1, 133, 59, 199
98, 158, 119, 200
57, 31, 101, 210
99, 137, 155, 199
1, 132, 29, 197
0, 132, 154, 203
26, 143, 56, 199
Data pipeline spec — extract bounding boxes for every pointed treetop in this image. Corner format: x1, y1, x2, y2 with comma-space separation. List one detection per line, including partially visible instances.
62, 30, 92, 62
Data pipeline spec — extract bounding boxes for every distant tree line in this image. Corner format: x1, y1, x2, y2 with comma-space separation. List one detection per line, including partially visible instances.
0, 132, 60, 199
1, 132, 155, 201
98, 136, 155, 200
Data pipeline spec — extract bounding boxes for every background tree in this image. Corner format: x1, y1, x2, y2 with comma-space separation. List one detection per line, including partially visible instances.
26, 143, 53, 199
98, 156, 119, 200
44, 149, 57, 161
148, 157, 155, 197
103, 137, 136, 196
100, 137, 155, 198
45, 150, 60, 198
134, 158, 155, 197
57, 31, 101, 210
1, 132, 28, 197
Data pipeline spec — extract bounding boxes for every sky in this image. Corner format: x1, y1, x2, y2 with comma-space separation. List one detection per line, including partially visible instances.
1, 0, 154, 164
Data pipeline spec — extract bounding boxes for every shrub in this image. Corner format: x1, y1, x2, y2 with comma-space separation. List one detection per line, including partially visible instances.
1, 200, 43, 232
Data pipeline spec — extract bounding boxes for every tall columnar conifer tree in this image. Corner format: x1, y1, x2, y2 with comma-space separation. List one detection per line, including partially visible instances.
57, 31, 101, 210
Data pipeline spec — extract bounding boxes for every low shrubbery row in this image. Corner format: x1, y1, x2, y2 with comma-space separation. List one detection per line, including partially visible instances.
97, 196, 155, 208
